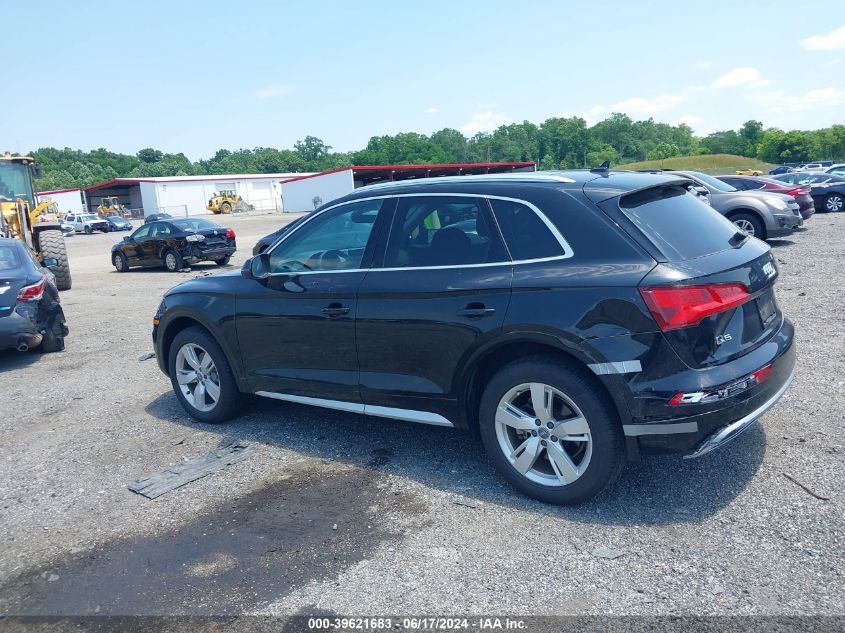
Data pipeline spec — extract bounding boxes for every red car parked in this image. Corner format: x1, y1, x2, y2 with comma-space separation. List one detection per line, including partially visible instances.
718, 175, 815, 220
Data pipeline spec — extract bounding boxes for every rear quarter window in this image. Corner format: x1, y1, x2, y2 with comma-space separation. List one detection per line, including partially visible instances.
619, 185, 740, 261
489, 198, 566, 260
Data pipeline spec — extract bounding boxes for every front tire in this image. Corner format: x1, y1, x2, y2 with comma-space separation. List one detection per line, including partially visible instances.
38, 229, 72, 291
214, 255, 231, 266
168, 326, 242, 423
220, 202, 232, 214
84, 225, 92, 235
113, 252, 128, 272
823, 193, 844, 213
479, 356, 624, 505
163, 249, 184, 272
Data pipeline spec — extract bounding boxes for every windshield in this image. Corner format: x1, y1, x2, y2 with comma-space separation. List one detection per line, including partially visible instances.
80, 214, 98, 221
172, 218, 220, 231
687, 171, 737, 192
0, 161, 35, 206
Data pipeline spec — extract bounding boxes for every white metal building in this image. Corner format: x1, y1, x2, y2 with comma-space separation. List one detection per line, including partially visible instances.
82, 173, 313, 218
279, 162, 536, 213
35, 188, 85, 215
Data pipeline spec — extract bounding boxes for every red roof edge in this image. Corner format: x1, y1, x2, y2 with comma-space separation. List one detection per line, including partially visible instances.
279, 161, 536, 185
36, 187, 81, 196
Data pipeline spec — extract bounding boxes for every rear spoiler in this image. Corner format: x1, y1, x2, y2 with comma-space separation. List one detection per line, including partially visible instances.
583, 176, 693, 204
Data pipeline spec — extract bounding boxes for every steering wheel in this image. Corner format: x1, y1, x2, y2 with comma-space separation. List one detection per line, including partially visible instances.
319, 249, 348, 269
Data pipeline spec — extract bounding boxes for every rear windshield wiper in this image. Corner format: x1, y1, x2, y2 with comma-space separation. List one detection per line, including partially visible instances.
729, 231, 749, 248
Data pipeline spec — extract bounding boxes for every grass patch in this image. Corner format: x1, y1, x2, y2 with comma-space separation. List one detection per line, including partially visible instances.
621, 154, 776, 175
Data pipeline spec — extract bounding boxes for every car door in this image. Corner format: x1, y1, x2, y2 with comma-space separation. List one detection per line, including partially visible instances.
235, 197, 390, 401
355, 194, 512, 423
121, 224, 153, 266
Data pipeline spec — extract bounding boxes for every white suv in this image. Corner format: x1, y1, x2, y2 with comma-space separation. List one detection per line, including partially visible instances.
64, 213, 109, 234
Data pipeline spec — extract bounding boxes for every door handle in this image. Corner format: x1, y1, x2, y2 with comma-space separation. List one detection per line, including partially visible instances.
457, 304, 496, 318
321, 303, 351, 317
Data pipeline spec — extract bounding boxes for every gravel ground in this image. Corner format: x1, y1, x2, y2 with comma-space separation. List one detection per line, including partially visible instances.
0, 212, 842, 617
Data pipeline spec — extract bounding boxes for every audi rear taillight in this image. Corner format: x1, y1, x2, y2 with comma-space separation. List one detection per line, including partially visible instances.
639, 283, 752, 331
225, 228, 236, 239
17, 276, 46, 302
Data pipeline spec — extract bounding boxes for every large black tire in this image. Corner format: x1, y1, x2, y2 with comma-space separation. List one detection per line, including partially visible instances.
113, 252, 129, 272
84, 225, 92, 235
168, 326, 243, 423
214, 255, 231, 266
823, 192, 844, 213
729, 212, 766, 240
163, 249, 184, 272
220, 202, 232, 214
38, 229, 72, 291
479, 355, 624, 505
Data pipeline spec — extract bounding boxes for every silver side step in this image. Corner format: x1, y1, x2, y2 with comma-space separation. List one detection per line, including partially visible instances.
255, 391, 454, 427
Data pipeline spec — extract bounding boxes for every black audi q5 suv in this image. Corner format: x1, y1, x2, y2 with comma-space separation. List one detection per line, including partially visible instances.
152, 170, 795, 504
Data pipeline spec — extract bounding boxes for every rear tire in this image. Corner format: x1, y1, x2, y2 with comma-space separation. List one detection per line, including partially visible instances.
113, 252, 128, 272
730, 212, 765, 240
479, 355, 624, 505
221, 202, 232, 214
38, 229, 72, 291
214, 255, 231, 266
823, 193, 844, 213
163, 249, 184, 272
168, 326, 242, 423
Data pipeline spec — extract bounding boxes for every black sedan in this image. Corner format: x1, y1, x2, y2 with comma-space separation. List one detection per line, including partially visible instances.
770, 172, 845, 213
111, 218, 237, 272
144, 213, 173, 224
106, 215, 133, 231
0, 239, 68, 353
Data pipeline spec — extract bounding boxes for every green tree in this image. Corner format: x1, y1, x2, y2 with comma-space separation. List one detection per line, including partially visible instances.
647, 142, 680, 162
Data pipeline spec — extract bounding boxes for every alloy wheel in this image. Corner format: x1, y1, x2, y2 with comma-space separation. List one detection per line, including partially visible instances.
826, 195, 843, 212
175, 343, 221, 412
166, 253, 178, 270
495, 382, 592, 486
733, 218, 755, 236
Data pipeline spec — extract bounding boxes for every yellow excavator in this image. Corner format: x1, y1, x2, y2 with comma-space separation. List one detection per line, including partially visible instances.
0, 155, 72, 290
207, 189, 242, 214
97, 196, 127, 218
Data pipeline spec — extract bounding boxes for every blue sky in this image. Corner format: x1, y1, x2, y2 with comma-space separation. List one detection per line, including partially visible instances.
5, 1, 845, 159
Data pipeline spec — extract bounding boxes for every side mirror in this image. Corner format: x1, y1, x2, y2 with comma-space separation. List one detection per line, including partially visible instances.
692, 185, 709, 197
242, 253, 270, 280
42, 257, 59, 268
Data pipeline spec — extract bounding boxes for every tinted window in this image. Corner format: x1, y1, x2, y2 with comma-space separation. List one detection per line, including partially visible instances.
269, 199, 382, 272
0, 244, 21, 271
131, 225, 151, 239
619, 185, 741, 261
151, 223, 175, 237
688, 172, 737, 192
172, 219, 220, 231
383, 196, 507, 268
490, 198, 565, 260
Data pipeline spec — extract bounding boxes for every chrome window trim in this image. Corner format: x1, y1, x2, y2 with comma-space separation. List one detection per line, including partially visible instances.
264, 192, 574, 275
362, 172, 576, 191
255, 391, 454, 427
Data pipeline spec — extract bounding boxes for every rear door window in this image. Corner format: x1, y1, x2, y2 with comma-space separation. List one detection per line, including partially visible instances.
489, 198, 567, 260
619, 185, 741, 261
383, 196, 507, 268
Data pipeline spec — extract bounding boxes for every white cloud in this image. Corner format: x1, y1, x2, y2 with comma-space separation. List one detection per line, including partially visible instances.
254, 84, 293, 99
695, 60, 713, 69
801, 24, 845, 51
460, 111, 510, 135
712, 67, 770, 89
425, 106, 438, 114
609, 93, 686, 115
671, 114, 704, 128
588, 105, 605, 116
747, 86, 845, 113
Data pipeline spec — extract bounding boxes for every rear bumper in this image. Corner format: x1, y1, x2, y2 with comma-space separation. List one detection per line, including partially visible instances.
619, 317, 795, 455
182, 244, 236, 263
684, 366, 794, 458
0, 311, 41, 351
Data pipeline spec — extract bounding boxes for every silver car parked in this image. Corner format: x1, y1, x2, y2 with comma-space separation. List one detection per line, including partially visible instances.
665, 171, 802, 240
